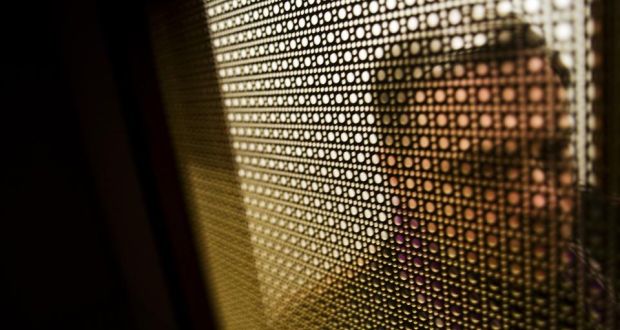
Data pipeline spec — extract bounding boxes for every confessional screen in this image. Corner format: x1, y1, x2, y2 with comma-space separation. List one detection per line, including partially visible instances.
148, 0, 618, 328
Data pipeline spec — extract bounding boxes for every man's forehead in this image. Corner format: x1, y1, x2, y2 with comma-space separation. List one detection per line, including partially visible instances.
347, 0, 578, 80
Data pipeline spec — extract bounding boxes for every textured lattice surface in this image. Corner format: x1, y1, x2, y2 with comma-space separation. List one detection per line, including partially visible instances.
150, 0, 618, 329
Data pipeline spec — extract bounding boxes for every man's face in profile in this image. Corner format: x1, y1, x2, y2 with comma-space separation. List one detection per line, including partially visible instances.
368, 5, 579, 328
272, 5, 581, 329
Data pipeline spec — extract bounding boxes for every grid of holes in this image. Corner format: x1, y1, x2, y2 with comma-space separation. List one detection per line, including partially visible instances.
157, 0, 604, 329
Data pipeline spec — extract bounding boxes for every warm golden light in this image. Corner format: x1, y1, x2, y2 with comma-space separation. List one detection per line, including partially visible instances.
150, 0, 613, 329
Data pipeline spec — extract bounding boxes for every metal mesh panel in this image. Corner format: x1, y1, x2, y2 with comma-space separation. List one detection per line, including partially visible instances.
149, 0, 617, 329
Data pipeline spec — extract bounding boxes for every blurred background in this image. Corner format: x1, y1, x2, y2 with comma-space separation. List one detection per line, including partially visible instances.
2, 1, 214, 329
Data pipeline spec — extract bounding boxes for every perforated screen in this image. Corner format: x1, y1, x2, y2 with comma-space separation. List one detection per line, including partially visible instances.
149, 0, 618, 329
